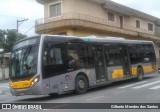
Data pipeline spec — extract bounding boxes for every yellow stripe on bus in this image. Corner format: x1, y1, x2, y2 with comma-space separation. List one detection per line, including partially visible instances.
143, 65, 155, 73
112, 65, 156, 79
112, 69, 124, 79
132, 67, 137, 75
10, 77, 34, 89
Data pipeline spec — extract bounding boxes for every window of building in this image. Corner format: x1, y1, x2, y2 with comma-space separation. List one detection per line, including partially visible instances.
148, 23, 154, 31
49, 2, 61, 18
136, 20, 140, 28
108, 12, 115, 22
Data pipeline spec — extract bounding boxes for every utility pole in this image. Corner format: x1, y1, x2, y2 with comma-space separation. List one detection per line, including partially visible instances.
17, 18, 28, 37
0, 49, 4, 80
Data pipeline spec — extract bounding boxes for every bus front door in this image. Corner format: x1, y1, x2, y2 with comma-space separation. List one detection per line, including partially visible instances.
92, 46, 107, 82
121, 46, 131, 77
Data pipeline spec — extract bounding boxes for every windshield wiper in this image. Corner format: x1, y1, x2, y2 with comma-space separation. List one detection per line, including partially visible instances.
30, 57, 37, 65
23, 46, 32, 61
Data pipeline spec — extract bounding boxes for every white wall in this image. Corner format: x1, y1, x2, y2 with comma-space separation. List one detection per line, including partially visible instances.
0, 67, 9, 80
44, 0, 107, 19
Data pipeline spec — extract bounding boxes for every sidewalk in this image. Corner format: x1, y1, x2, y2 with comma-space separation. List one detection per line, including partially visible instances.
0, 80, 10, 95
0, 79, 9, 83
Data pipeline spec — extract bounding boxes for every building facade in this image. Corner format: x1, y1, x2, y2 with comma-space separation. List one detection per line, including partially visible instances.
35, 0, 160, 58
0, 53, 10, 80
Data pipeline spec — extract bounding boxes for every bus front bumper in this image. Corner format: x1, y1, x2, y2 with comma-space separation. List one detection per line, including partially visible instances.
10, 84, 44, 96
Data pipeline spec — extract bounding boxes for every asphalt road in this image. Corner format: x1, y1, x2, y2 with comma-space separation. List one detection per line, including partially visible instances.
0, 72, 160, 112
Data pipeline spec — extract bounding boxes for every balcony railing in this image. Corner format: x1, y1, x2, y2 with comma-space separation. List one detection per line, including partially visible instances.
35, 12, 154, 35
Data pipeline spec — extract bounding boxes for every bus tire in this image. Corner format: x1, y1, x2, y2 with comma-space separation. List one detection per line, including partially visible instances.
75, 75, 88, 94
137, 67, 144, 81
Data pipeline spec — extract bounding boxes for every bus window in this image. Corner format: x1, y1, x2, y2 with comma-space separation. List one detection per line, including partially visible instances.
149, 44, 156, 62
49, 47, 63, 65
42, 44, 66, 78
105, 44, 122, 67
67, 43, 86, 69
129, 45, 143, 64
86, 46, 94, 68
141, 44, 156, 63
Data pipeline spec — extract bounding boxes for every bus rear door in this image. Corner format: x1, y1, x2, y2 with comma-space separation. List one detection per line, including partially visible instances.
91, 45, 108, 82
121, 46, 131, 77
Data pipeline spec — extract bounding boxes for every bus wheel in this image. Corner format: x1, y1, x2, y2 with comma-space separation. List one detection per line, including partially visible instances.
137, 67, 144, 81
75, 75, 88, 94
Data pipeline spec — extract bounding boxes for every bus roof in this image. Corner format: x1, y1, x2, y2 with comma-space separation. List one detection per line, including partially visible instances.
13, 34, 154, 47
13, 35, 41, 46
79, 36, 153, 44
43, 34, 154, 44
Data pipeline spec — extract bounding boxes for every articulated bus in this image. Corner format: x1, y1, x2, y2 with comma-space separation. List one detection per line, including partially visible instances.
9, 35, 157, 96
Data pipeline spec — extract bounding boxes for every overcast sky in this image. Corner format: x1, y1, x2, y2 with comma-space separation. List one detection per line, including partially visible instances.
0, 0, 160, 37
0, 0, 43, 36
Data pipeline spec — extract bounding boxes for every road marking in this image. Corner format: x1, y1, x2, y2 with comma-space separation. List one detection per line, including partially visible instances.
133, 80, 160, 89
149, 85, 160, 90
114, 90, 126, 95
119, 81, 148, 89
86, 96, 104, 101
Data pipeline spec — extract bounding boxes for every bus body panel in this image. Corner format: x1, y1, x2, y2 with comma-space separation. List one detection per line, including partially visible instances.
10, 80, 44, 96
9, 35, 158, 96
107, 66, 124, 80
48, 69, 97, 94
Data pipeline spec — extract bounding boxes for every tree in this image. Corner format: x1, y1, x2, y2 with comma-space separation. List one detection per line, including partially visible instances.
0, 30, 5, 49
0, 29, 27, 52
0, 29, 27, 80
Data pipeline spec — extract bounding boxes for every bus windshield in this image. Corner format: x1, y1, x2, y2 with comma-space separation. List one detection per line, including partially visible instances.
10, 45, 39, 78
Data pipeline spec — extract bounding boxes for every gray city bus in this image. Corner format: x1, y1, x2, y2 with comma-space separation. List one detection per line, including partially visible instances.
9, 35, 157, 96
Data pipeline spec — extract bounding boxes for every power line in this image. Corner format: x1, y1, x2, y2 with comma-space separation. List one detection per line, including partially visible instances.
121, 0, 128, 3
17, 18, 28, 37
24, 26, 35, 34
18, 29, 35, 37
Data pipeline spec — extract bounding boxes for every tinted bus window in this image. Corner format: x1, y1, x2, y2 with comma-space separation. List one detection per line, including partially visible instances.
105, 44, 122, 66
42, 44, 67, 78
141, 44, 156, 62
129, 44, 156, 64
67, 43, 87, 69
86, 46, 94, 68
129, 45, 143, 64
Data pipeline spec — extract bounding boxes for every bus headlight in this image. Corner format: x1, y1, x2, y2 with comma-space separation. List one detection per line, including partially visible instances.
9, 82, 13, 88
30, 76, 40, 87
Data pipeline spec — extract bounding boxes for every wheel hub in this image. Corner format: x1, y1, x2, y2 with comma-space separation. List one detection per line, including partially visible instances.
78, 80, 85, 89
